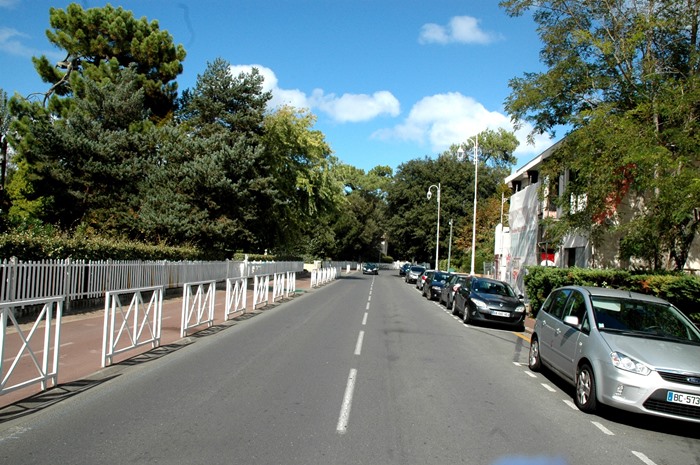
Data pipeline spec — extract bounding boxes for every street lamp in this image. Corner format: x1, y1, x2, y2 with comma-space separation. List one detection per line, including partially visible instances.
457, 134, 479, 275
447, 219, 453, 272
427, 183, 441, 270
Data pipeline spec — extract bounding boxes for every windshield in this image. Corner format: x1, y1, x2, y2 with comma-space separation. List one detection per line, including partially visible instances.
593, 297, 700, 342
433, 272, 449, 282
472, 280, 516, 297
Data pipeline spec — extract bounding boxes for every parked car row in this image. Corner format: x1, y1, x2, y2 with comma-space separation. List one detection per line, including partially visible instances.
404, 267, 527, 331
399, 263, 700, 425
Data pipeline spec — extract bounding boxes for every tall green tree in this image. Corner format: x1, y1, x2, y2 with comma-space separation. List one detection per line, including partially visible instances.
387, 128, 518, 268
8, 67, 155, 233
260, 106, 345, 255
32, 3, 185, 120
501, 0, 700, 270
327, 164, 392, 261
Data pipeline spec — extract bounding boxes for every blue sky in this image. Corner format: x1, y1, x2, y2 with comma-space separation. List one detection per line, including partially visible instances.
0, 0, 558, 173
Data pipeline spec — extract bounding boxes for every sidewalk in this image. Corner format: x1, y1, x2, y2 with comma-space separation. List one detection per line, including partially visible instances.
0, 274, 317, 415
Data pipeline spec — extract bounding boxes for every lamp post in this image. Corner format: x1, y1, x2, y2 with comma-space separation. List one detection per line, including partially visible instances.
457, 134, 479, 275
427, 183, 441, 270
447, 219, 453, 272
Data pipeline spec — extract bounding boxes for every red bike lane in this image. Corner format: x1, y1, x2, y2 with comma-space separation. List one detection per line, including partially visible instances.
0, 276, 314, 414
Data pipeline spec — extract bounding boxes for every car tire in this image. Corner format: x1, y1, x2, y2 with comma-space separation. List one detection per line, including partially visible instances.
575, 363, 598, 413
451, 298, 458, 316
528, 336, 541, 372
463, 305, 471, 324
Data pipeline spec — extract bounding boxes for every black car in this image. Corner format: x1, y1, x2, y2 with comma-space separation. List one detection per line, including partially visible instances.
439, 273, 468, 308
422, 271, 450, 300
399, 263, 411, 276
362, 263, 379, 275
452, 276, 526, 330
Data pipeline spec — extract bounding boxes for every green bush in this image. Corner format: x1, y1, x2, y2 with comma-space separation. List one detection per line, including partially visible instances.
524, 266, 700, 322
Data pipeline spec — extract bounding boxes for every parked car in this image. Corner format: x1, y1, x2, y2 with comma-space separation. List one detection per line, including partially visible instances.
362, 263, 379, 275
416, 269, 434, 290
399, 263, 411, 277
453, 276, 526, 330
405, 265, 426, 284
529, 285, 700, 423
439, 273, 468, 308
423, 271, 451, 300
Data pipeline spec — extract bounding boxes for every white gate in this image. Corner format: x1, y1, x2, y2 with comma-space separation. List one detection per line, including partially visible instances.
272, 273, 285, 302
1, 296, 64, 396
181, 280, 216, 337
286, 271, 296, 297
253, 274, 269, 309
102, 286, 163, 367
225, 277, 247, 320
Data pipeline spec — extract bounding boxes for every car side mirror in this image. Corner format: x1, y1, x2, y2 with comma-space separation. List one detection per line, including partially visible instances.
563, 315, 579, 327
518, 294, 524, 301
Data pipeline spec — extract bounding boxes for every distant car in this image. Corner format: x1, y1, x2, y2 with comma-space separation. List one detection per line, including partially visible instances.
453, 276, 526, 330
362, 263, 379, 275
439, 273, 468, 308
423, 271, 451, 300
399, 263, 411, 277
405, 265, 426, 284
529, 285, 700, 423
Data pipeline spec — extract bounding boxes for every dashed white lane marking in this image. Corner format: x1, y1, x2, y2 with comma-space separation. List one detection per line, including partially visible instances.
631, 451, 657, 465
591, 421, 615, 436
541, 383, 556, 392
366, 302, 370, 311
524, 371, 537, 378
336, 368, 357, 434
354, 331, 364, 355
563, 399, 577, 410
362, 313, 368, 326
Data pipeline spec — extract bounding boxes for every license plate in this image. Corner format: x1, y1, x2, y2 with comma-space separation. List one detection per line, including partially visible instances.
667, 391, 700, 406
491, 310, 511, 318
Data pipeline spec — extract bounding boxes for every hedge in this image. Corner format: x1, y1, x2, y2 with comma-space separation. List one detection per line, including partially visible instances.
524, 266, 700, 322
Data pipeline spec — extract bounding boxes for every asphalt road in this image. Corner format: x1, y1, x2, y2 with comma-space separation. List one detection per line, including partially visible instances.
0, 272, 698, 464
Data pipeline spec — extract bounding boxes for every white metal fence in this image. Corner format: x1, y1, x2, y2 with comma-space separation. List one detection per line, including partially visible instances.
0, 258, 303, 308
1, 297, 64, 394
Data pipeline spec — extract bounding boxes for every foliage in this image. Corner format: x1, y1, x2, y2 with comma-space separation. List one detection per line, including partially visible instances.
0, 227, 201, 261
524, 266, 700, 321
386, 128, 517, 268
32, 3, 185, 119
500, 0, 700, 270
8, 67, 155, 233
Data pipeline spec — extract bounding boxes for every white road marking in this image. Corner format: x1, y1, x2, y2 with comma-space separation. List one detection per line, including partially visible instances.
336, 368, 357, 434
366, 302, 370, 311
354, 331, 364, 355
631, 451, 657, 465
591, 421, 615, 436
541, 383, 556, 392
513, 362, 522, 366
362, 313, 368, 326
524, 371, 537, 378
563, 400, 578, 410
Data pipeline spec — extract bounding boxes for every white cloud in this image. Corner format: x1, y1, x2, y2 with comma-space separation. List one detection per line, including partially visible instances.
419, 16, 501, 45
0, 27, 64, 60
0, 0, 19, 8
229, 63, 399, 123
372, 91, 554, 163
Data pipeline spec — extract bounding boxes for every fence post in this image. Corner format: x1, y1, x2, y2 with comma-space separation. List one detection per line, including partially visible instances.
8, 256, 17, 302
63, 257, 72, 313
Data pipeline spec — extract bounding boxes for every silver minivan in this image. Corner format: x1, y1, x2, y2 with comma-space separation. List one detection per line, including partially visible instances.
529, 286, 700, 423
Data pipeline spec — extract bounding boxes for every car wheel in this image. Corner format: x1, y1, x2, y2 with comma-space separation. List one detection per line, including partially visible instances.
528, 336, 541, 371
463, 304, 472, 324
451, 298, 458, 316
575, 363, 598, 413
